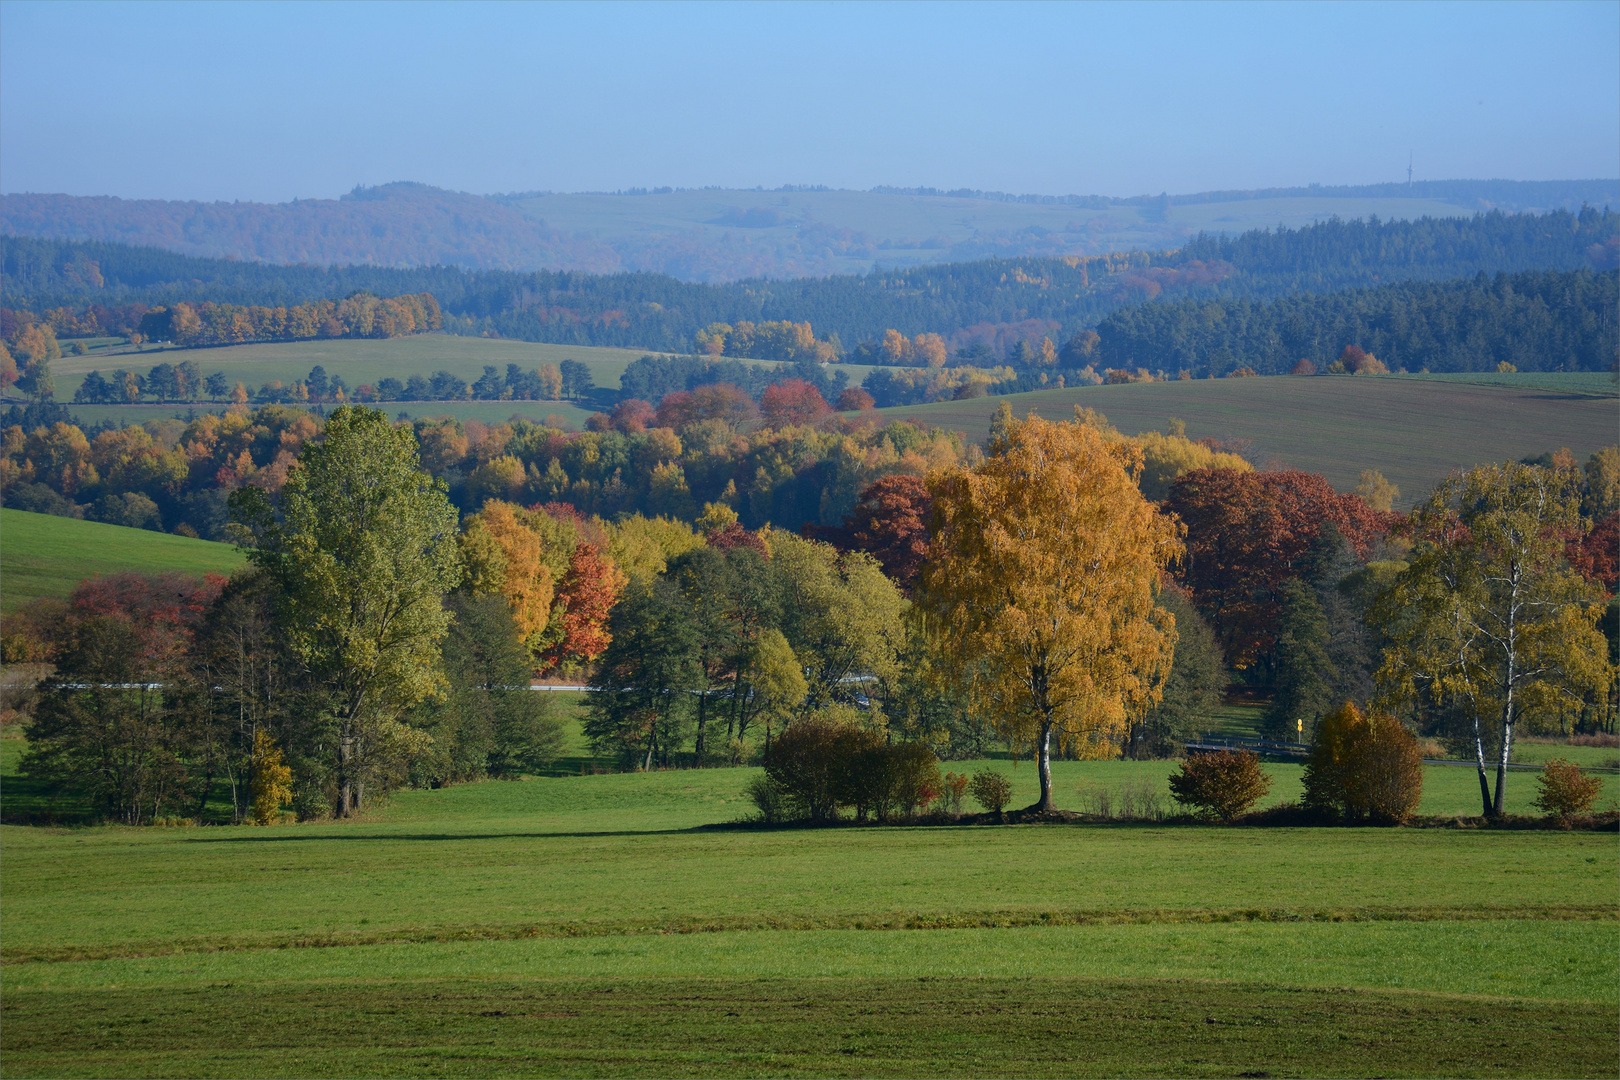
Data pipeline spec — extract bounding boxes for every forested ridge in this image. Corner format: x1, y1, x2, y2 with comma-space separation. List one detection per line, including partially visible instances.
3, 209, 1615, 370
1097, 268, 1618, 376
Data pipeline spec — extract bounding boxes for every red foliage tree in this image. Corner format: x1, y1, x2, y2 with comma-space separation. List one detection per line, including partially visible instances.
1164, 468, 1390, 671
811, 475, 932, 588
587, 398, 656, 434
68, 571, 227, 670
543, 541, 627, 673
1290, 359, 1317, 376
655, 383, 756, 431
1569, 511, 1619, 596
760, 379, 830, 427
706, 521, 769, 560
837, 387, 876, 412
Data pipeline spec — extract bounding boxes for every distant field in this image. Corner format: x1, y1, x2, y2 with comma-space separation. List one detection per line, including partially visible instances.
58, 398, 605, 431
43, 335, 894, 425
874, 374, 1618, 505
0, 509, 243, 612
48, 334, 662, 403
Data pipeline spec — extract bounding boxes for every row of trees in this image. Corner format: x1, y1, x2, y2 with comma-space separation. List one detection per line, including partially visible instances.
7, 398, 1614, 823
11, 409, 599, 823
135, 293, 441, 347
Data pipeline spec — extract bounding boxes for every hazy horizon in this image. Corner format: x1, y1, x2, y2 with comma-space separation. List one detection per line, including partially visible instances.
2, 1, 1616, 205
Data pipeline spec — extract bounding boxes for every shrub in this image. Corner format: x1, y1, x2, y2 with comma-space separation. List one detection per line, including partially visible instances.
765, 712, 943, 823
764, 713, 855, 822
1533, 758, 1604, 822
1302, 702, 1423, 824
968, 769, 1012, 815
1078, 777, 1168, 821
1168, 749, 1271, 820
744, 774, 791, 824
888, 740, 942, 817
251, 730, 294, 826
941, 771, 969, 814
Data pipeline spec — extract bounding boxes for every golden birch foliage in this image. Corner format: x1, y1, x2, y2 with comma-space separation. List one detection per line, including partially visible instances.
464, 500, 554, 641
921, 416, 1182, 760
250, 729, 293, 825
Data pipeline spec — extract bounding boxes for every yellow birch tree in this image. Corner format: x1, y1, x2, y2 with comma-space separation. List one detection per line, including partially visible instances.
920, 414, 1183, 811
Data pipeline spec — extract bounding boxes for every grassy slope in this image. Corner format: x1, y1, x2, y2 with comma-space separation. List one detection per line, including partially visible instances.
871, 374, 1618, 505
2, 753, 1614, 1076
0, 509, 245, 613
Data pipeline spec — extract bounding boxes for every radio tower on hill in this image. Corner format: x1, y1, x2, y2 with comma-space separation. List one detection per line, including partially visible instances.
1407, 152, 1414, 189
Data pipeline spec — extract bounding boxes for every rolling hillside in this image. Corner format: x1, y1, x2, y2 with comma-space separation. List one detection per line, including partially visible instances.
0, 509, 245, 612
870, 374, 1618, 505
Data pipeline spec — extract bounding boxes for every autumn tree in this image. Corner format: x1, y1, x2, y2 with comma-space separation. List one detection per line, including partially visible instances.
920, 415, 1182, 811
1165, 467, 1389, 673
233, 406, 462, 817
760, 379, 831, 427
1371, 463, 1612, 817
21, 573, 224, 824
815, 474, 932, 589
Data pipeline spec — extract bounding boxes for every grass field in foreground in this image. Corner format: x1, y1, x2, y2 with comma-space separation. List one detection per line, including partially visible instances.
2, 754, 1614, 1078
0, 509, 245, 613
869, 375, 1618, 507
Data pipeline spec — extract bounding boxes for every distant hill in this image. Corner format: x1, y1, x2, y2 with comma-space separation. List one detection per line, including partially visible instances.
6, 210, 1615, 369
4, 178, 1615, 283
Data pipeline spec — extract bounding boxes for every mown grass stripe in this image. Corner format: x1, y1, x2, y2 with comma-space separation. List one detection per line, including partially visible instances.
7, 903, 1613, 966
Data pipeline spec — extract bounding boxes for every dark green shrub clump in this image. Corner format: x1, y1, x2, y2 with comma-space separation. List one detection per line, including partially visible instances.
1168, 749, 1272, 820
758, 712, 941, 824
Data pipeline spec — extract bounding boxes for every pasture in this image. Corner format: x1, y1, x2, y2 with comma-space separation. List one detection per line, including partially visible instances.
0, 509, 244, 613
47, 335, 653, 411
870, 374, 1618, 506
1, 734, 1615, 1076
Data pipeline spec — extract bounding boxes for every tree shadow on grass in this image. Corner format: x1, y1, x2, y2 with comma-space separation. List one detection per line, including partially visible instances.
180, 827, 698, 843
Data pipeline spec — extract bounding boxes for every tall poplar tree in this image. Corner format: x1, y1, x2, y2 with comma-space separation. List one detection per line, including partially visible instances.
234, 406, 462, 816
921, 413, 1182, 812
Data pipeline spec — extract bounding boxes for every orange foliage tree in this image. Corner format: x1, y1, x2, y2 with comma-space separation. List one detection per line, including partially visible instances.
920, 415, 1182, 811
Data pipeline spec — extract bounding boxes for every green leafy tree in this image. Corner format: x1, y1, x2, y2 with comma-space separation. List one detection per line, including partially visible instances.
1264, 578, 1338, 741
1133, 585, 1227, 756
233, 406, 462, 816
1372, 463, 1612, 817
585, 575, 703, 769
767, 531, 907, 714
410, 594, 566, 782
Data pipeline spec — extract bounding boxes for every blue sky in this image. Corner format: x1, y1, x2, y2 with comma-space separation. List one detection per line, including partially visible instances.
2, 0, 1616, 202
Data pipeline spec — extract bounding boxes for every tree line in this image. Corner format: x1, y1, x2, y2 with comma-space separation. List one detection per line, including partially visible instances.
1095, 267, 1617, 376
3, 403, 1614, 824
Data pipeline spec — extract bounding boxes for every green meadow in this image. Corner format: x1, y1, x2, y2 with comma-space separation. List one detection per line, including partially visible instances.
0, 509, 245, 613
2, 726, 1616, 1076
871, 374, 1618, 506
